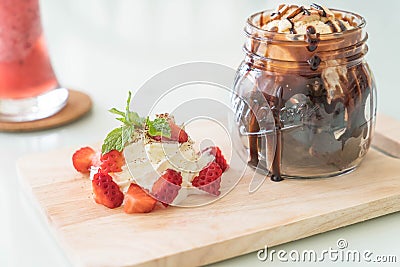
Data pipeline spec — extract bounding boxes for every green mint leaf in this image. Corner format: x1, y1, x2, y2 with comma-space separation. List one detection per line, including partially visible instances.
102, 91, 146, 154
108, 108, 125, 117
116, 117, 127, 124
123, 91, 145, 128
146, 117, 171, 138
125, 91, 132, 116
128, 111, 145, 127
102, 127, 123, 154
122, 125, 135, 147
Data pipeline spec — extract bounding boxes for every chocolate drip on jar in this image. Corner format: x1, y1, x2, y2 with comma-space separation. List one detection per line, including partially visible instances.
305, 26, 320, 52
248, 110, 260, 166
308, 55, 321, 70
270, 86, 284, 182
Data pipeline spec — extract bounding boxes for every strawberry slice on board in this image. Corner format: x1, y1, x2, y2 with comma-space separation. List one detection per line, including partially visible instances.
72, 146, 96, 174
124, 184, 157, 214
100, 149, 125, 173
191, 162, 222, 196
151, 169, 183, 206
92, 172, 124, 209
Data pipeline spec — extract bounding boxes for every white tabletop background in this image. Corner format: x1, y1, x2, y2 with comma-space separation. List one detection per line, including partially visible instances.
1, 0, 399, 266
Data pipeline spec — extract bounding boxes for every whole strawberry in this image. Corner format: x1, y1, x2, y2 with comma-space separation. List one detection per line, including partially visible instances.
72, 146, 96, 174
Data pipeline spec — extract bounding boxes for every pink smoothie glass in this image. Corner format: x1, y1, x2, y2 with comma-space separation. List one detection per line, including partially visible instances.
0, 0, 68, 122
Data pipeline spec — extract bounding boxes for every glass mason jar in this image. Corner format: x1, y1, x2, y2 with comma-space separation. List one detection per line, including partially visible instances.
233, 9, 376, 180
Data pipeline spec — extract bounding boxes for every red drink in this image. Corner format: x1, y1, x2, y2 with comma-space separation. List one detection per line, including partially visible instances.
0, 0, 67, 122
0, 0, 58, 99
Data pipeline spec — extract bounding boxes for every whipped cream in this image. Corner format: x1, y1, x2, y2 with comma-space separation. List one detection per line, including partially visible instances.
262, 4, 354, 34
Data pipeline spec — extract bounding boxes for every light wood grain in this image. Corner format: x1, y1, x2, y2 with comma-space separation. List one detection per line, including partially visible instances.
372, 114, 400, 158
17, 114, 400, 267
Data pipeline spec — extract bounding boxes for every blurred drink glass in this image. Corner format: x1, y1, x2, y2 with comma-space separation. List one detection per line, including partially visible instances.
0, 0, 68, 122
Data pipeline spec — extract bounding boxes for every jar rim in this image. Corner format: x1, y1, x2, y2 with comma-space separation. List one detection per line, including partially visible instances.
246, 8, 366, 39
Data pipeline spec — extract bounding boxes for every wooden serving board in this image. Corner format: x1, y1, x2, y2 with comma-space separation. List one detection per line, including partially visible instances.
17, 114, 400, 267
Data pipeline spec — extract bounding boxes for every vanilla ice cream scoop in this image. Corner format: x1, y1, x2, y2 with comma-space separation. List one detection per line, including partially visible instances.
262, 4, 354, 34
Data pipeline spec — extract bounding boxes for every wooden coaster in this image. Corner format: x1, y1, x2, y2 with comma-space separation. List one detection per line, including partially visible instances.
0, 89, 92, 132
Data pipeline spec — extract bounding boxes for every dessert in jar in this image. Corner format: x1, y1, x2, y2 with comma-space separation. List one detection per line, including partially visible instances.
233, 4, 376, 181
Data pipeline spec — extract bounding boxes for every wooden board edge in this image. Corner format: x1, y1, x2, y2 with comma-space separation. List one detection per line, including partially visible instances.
16, 162, 87, 267
130, 193, 400, 267
373, 114, 400, 158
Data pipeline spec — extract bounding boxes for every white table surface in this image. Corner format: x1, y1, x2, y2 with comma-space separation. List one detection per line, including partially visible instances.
1, 0, 400, 266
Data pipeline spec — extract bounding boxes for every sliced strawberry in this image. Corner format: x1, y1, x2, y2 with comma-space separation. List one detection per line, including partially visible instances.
152, 169, 182, 205
169, 120, 188, 143
100, 150, 124, 173
192, 162, 222, 196
92, 172, 124, 209
124, 184, 157, 213
207, 146, 229, 172
72, 146, 96, 173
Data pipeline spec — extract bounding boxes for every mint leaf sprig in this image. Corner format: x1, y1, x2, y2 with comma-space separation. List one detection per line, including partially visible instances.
146, 117, 171, 138
101, 91, 171, 155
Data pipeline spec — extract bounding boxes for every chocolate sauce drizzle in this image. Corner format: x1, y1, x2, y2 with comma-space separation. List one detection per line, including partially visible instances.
248, 111, 260, 167
270, 86, 284, 182
271, 11, 279, 17
264, 4, 353, 35
308, 55, 321, 70
287, 6, 304, 19
325, 20, 338, 33
310, 3, 326, 17
288, 19, 297, 34
305, 26, 320, 52
259, 12, 265, 27
337, 20, 347, 32
302, 6, 311, 16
